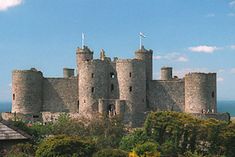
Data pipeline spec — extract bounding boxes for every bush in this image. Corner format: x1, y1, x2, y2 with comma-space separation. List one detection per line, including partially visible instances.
35, 135, 95, 157
6, 143, 36, 157
132, 142, 159, 157
92, 148, 128, 157
119, 129, 150, 151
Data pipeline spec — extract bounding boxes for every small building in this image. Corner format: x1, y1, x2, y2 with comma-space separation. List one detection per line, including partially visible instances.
0, 120, 31, 155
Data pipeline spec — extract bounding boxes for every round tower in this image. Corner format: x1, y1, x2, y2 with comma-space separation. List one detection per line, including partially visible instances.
135, 46, 153, 109
116, 59, 146, 126
12, 68, 43, 114
185, 73, 217, 113
63, 68, 74, 78
135, 46, 153, 82
161, 67, 172, 80
76, 46, 93, 74
78, 60, 109, 116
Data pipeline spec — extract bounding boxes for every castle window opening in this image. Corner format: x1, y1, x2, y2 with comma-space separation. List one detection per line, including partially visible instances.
110, 72, 115, 78
92, 87, 95, 93
212, 91, 215, 98
91, 73, 94, 78
129, 72, 132, 77
84, 100, 86, 103
33, 115, 39, 118
13, 94, 15, 100
129, 86, 132, 92
77, 101, 79, 110
111, 84, 114, 91
107, 104, 116, 116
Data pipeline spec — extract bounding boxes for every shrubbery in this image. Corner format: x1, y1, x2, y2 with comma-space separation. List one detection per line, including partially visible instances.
35, 135, 95, 157
6, 111, 235, 157
6, 143, 36, 157
92, 148, 128, 157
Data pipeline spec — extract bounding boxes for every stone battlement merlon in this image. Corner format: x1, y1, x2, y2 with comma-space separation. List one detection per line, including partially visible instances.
116, 58, 144, 63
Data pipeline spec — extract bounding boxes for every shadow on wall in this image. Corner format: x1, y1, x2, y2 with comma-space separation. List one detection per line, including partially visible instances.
149, 80, 184, 112
42, 78, 78, 112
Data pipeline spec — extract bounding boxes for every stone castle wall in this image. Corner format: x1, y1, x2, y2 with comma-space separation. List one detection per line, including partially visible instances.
148, 79, 185, 112
42, 77, 78, 113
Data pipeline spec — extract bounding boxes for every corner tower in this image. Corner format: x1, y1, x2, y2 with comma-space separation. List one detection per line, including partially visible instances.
185, 73, 217, 113
12, 68, 43, 114
76, 46, 93, 74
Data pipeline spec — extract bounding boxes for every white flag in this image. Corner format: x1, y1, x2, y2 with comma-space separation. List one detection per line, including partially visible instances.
140, 32, 146, 38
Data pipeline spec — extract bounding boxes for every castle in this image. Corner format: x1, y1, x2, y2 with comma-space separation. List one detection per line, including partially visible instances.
5, 45, 229, 126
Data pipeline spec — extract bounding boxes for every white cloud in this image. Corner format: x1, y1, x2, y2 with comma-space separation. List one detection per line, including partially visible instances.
0, 0, 22, 11
153, 53, 188, 62
217, 77, 224, 82
229, 1, 235, 7
188, 45, 219, 53
8, 83, 12, 87
227, 13, 235, 17
205, 13, 215, 17
231, 45, 235, 50
231, 68, 235, 74
153, 55, 162, 60
177, 56, 188, 62
217, 69, 225, 73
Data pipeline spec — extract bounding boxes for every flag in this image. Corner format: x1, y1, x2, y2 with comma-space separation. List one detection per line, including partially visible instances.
139, 32, 146, 38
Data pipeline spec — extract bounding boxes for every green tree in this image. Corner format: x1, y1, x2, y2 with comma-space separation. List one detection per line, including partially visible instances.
35, 135, 95, 157
132, 141, 159, 157
119, 129, 150, 151
92, 148, 128, 157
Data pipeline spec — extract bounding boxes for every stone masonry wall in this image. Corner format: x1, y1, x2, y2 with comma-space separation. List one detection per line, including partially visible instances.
148, 79, 185, 112
185, 73, 216, 113
12, 70, 43, 114
42, 77, 78, 113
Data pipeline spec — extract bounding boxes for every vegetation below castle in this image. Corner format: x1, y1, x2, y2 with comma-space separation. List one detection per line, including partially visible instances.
4, 111, 235, 157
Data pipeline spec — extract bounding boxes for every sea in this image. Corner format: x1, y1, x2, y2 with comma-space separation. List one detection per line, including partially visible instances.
0, 101, 235, 116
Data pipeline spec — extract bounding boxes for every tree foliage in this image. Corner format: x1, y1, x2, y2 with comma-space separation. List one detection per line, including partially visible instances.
35, 135, 95, 157
92, 148, 128, 157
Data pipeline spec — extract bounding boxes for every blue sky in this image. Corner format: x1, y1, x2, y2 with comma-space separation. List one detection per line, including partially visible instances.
0, 0, 235, 101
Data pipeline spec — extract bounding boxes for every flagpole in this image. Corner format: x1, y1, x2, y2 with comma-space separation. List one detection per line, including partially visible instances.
139, 33, 142, 49
82, 33, 85, 48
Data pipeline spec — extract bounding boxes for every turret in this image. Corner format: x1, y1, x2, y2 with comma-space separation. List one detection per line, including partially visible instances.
185, 73, 217, 113
63, 68, 74, 78
135, 46, 153, 82
161, 67, 172, 80
12, 68, 43, 114
135, 46, 153, 109
76, 46, 93, 74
